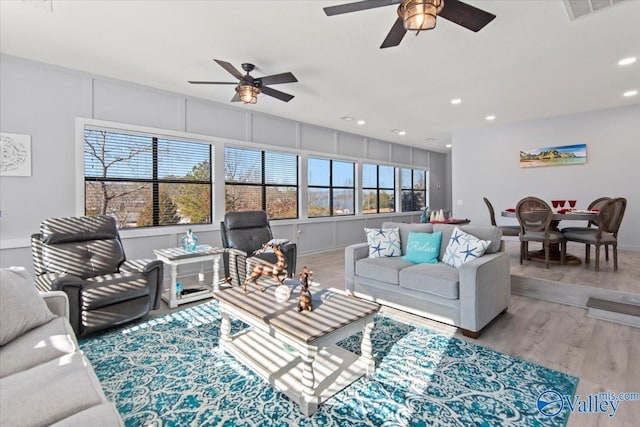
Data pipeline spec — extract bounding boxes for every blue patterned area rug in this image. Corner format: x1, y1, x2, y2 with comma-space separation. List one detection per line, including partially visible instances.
80, 301, 578, 426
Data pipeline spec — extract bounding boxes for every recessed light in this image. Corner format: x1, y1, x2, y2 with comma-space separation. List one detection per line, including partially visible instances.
618, 57, 637, 66
341, 116, 354, 121
623, 90, 638, 97
446, 144, 452, 148
398, 131, 406, 136
357, 120, 365, 125
486, 115, 496, 121
451, 98, 462, 105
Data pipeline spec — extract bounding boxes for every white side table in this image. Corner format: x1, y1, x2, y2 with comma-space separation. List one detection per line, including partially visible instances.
154, 245, 224, 309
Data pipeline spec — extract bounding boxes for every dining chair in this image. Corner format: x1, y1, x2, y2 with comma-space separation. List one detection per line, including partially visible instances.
563, 198, 626, 271
560, 196, 611, 233
516, 197, 566, 268
482, 197, 520, 237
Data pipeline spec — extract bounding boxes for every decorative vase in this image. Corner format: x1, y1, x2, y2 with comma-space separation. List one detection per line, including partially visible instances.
275, 284, 292, 303
420, 207, 430, 223
182, 228, 198, 251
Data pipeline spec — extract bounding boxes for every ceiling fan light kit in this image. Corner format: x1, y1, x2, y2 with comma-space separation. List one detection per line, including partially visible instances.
400, 0, 444, 32
236, 84, 260, 104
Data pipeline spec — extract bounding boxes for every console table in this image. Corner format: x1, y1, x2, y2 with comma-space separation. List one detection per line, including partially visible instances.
215, 285, 380, 416
154, 245, 224, 308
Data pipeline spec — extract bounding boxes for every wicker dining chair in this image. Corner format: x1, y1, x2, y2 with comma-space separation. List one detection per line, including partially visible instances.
515, 197, 566, 268
482, 197, 520, 237
563, 197, 626, 271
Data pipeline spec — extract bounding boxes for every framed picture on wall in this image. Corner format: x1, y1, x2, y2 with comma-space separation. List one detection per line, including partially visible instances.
519, 143, 586, 168
0, 132, 32, 177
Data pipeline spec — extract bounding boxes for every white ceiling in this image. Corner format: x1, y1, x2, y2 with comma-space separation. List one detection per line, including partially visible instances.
1, 0, 639, 152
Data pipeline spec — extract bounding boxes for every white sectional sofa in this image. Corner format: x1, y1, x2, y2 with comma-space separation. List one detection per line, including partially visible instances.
0, 267, 123, 426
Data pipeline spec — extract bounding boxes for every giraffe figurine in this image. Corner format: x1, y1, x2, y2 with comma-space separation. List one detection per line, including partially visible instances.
297, 266, 313, 312
243, 242, 287, 294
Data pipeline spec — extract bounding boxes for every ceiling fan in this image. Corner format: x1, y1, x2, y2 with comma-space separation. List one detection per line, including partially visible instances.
324, 0, 496, 48
188, 59, 298, 104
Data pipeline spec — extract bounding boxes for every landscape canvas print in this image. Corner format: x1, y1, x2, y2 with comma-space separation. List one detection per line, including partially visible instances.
519, 143, 586, 168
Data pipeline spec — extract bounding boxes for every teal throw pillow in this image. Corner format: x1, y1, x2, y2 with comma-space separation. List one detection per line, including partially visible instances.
402, 232, 442, 264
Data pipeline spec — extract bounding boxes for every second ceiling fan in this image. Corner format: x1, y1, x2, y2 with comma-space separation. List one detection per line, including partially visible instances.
324, 0, 496, 48
189, 59, 297, 104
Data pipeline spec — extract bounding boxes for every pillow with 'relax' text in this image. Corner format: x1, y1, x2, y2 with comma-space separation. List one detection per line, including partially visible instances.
443, 227, 491, 268
364, 228, 402, 258
402, 232, 442, 264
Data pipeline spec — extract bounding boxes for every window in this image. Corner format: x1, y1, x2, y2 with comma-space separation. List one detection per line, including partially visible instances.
362, 164, 395, 214
224, 146, 298, 219
84, 129, 212, 228
308, 158, 355, 217
401, 168, 427, 211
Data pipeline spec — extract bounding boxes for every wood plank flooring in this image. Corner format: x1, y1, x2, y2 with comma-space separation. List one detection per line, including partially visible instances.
157, 247, 640, 426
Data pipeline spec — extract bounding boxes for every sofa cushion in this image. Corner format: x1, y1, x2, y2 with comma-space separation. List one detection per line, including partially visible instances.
442, 227, 491, 268
84, 272, 149, 310
364, 228, 402, 258
0, 352, 108, 427
383, 222, 433, 255
356, 257, 414, 285
0, 316, 77, 378
0, 267, 56, 346
399, 263, 460, 299
50, 403, 122, 427
402, 232, 442, 264
41, 239, 125, 279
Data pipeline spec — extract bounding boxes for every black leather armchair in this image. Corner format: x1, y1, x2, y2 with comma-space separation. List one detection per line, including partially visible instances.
220, 211, 297, 287
31, 215, 163, 336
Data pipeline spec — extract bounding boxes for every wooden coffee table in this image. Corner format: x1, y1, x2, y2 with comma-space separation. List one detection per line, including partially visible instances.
215, 285, 380, 416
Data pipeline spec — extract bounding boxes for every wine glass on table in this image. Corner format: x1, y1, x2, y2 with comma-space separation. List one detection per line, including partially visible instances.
568, 200, 577, 211
551, 200, 560, 212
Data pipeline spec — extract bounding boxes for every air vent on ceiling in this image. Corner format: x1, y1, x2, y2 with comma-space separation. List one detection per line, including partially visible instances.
563, 0, 628, 20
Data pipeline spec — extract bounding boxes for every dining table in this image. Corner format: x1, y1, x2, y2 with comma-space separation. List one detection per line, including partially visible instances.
501, 210, 598, 265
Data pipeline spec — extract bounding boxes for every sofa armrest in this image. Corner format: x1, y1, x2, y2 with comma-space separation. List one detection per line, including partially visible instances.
458, 252, 511, 332
120, 259, 163, 275
120, 259, 164, 310
344, 243, 369, 293
41, 291, 70, 319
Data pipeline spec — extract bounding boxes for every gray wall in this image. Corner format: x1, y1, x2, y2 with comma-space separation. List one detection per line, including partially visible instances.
451, 104, 640, 251
0, 54, 442, 273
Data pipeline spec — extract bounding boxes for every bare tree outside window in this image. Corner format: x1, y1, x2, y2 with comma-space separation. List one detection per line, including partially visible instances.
84, 129, 212, 228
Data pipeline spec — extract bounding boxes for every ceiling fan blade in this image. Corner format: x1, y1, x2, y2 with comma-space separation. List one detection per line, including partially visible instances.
213, 59, 244, 80
261, 86, 294, 102
324, 0, 401, 16
188, 81, 238, 85
439, 0, 496, 32
259, 72, 298, 86
380, 17, 407, 48
231, 92, 241, 102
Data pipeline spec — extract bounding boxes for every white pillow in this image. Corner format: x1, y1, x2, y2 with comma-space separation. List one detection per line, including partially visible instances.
0, 267, 56, 346
364, 228, 402, 258
443, 227, 491, 268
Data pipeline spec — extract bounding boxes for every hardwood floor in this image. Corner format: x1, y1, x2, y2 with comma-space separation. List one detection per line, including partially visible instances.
159, 247, 640, 426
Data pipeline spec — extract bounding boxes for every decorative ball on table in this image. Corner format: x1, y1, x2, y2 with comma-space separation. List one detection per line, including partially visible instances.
274, 283, 292, 303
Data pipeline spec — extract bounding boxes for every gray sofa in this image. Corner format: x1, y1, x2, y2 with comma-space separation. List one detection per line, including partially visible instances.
0, 267, 123, 426
345, 222, 510, 337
